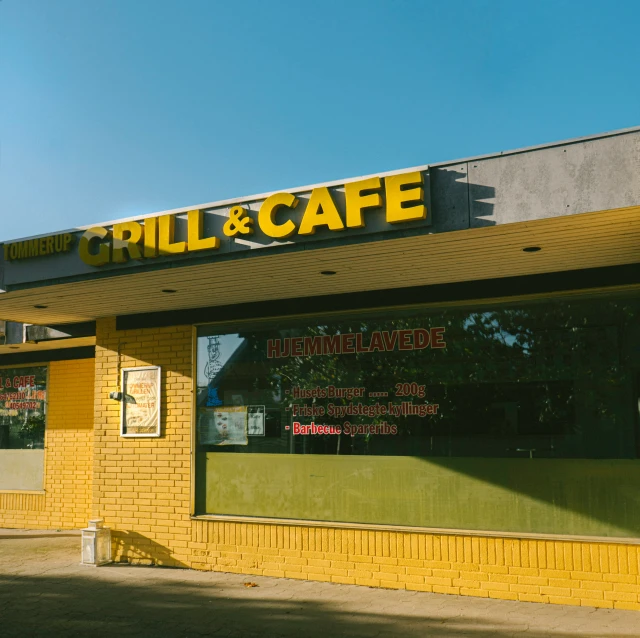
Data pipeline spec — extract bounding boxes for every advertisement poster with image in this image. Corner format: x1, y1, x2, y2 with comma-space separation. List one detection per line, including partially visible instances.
121, 366, 161, 437
198, 406, 248, 445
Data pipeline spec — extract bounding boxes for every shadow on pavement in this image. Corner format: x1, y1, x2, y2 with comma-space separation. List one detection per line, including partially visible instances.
0, 568, 637, 638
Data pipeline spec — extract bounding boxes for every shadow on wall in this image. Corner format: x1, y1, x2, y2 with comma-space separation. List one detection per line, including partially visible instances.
416, 457, 640, 538
112, 530, 189, 568
429, 164, 496, 231
0, 569, 636, 638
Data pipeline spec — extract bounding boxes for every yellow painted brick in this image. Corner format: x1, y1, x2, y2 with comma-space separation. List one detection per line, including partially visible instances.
451, 562, 479, 572
581, 598, 614, 609
324, 553, 348, 561
539, 569, 572, 579
510, 584, 540, 595
460, 570, 489, 582
380, 580, 405, 590
432, 569, 459, 579
549, 578, 574, 589
508, 567, 538, 576
613, 601, 640, 611
402, 574, 426, 585
481, 565, 510, 575
432, 585, 460, 595
548, 596, 581, 606
349, 570, 373, 579
613, 582, 640, 594
424, 560, 453, 570
518, 593, 549, 604
489, 573, 518, 584
488, 591, 518, 601
575, 580, 612, 591
604, 573, 637, 584
460, 587, 489, 598
517, 575, 548, 586
406, 567, 433, 577
573, 589, 604, 600
355, 578, 381, 587
604, 591, 638, 603
541, 586, 572, 597
424, 576, 453, 587
406, 583, 433, 593
331, 576, 356, 585
571, 570, 603, 582
481, 581, 509, 592
373, 556, 399, 566
453, 578, 482, 589
324, 567, 349, 577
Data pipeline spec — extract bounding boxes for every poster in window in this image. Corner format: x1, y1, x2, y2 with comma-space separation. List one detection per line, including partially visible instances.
198, 406, 248, 445
121, 366, 161, 437
247, 405, 266, 436
0, 365, 48, 450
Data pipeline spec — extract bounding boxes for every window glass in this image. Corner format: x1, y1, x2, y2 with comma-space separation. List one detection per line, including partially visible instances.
0, 366, 47, 450
196, 292, 639, 461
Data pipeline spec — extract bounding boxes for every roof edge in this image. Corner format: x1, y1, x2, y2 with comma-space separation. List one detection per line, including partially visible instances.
4, 125, 639, 244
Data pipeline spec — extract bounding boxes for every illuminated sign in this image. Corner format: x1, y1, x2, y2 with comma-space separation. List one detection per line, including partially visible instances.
78, 171, 427, 267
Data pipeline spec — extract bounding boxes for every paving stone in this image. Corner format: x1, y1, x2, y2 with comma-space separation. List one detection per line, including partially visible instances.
1, 529, 639, 637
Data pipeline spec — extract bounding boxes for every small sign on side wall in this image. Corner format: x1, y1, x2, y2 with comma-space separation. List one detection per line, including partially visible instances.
120, 366, 161, 437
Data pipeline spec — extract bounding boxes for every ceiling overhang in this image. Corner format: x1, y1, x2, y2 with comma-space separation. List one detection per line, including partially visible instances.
0, 208, 637, 325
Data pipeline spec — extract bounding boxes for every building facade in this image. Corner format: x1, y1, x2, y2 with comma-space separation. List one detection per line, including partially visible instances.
0, 128, 639, 609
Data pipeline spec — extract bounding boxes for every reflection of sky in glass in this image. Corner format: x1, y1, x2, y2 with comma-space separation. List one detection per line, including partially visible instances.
197, 334, 244, 387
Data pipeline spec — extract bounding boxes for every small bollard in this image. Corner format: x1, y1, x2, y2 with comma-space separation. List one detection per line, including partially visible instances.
81, 518, 112, 566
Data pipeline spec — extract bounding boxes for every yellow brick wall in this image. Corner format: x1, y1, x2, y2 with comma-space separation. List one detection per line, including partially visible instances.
93, 317, 640, 610
0, 358, 95, 529
94, 318, 192, 566
189, 521, 640, 611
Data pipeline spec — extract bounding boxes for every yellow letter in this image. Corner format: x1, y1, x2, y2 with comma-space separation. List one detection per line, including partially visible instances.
79, 227, 111, 266
385, 171, 426, 223
188, 209, 220, 252
344, 177, 382, 228
144, 217, 158, 258
258, 192, 298, 239
298, 187, 345, 236
158, 214, 187, 255
3, 244, 9, 260
112, 221, 144, 263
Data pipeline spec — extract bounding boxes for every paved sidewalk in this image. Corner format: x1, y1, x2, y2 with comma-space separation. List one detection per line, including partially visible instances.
0, 529, 638, 637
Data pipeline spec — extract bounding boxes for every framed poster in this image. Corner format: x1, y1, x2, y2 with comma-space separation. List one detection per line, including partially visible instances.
120, 366, 161, 437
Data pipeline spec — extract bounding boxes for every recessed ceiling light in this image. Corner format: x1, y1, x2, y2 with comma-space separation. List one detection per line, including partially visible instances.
522, 246, 542, 253
162, 289, 177, 294
33, 304, 48, 309
320, 270, 337, 276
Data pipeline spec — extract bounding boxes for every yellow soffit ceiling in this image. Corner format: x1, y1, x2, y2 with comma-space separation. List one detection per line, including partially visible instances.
0, 207, 638, 325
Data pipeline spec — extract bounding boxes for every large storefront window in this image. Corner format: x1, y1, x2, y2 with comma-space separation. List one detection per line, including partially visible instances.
0, 366, 47, 450
195, 290, 640, 535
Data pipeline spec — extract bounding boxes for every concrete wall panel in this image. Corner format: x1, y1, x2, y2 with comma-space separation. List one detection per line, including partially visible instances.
468, 133, 640, 226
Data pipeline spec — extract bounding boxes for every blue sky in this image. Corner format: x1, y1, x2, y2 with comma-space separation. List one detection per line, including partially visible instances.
1, 0, 639, 242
